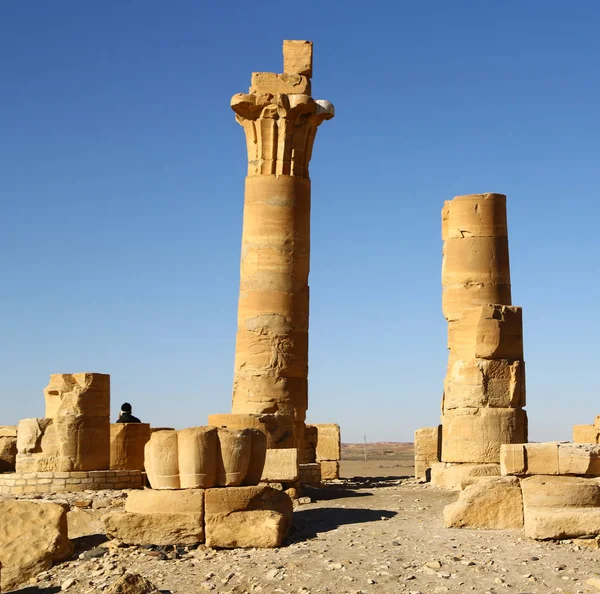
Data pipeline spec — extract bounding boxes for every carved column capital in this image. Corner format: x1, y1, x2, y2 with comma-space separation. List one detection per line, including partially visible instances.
231, 92, 334, 178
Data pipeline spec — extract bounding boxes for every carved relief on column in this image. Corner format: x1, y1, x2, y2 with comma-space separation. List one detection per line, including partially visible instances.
231, 93, 334, 178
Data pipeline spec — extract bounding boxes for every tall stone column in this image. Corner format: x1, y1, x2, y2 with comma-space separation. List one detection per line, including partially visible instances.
227, 41, 334, 454
440, 194, 527, 466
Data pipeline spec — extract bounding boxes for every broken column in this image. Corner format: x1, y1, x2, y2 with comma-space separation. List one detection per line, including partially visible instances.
436, 194, 527, 485
211, 40, 334, 484
16, 373, 111, 472
0, 426, 17, 472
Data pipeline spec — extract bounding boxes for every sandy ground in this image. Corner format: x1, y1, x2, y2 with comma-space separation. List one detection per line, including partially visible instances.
21, 466, 600, 594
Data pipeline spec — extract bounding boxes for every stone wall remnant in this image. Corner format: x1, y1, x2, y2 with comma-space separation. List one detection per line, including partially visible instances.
16, 373, 110, 473
414, 426, 441, 479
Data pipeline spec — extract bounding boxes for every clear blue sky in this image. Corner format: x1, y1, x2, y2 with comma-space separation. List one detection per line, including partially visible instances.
2, 1, 598, 443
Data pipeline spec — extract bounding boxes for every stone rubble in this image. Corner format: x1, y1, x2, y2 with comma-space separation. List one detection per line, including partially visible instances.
6, 479, 600, 594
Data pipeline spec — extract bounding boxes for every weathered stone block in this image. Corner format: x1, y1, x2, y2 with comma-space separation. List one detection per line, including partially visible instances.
103, 510, 204, 546
125, 489, 205, 514
44, 372, 110, 418
0, 501, 72, 591
0, 427, 17, 472
442, 193, 508, 241
312, 424, 341, 462
16, 415, 110, 472
110, 423, 151, 471
500, 443, 526, 475
67, 507, 103, 538
442, 284, 512, 324
283, 40, 313, 77
525, 506, 600, 540
573, 424, 599, 444
320, 460, 340, 480
442, 236, 511, 290
524, 442, 559, 475
444, 359, 524, 409
430, 462, 501, 490
0, 425, 17, 438
299, 462, 321, 485
443, 477, 523, 529
204, 486, 292, 548
558, 443, 600, 476
261, 448, 298, 482
521, 475, 600, 509
442, 407, 527, 464
250, 72, 311, 95
302, 424, 318, 463
448, 305, 523, 361
414, 426, 441, 479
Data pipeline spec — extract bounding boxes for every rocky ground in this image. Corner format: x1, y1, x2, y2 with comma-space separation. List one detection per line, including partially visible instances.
8, 463, 600, 594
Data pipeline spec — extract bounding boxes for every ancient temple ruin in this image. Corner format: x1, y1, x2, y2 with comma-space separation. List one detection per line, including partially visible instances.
0, 373, 144, 495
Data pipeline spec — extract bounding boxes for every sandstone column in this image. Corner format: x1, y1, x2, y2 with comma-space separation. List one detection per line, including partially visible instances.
440, 194, 527, 466
229, 40, 334, 453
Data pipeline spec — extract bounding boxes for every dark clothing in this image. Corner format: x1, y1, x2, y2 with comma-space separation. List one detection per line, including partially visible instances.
116, 412, 141, 423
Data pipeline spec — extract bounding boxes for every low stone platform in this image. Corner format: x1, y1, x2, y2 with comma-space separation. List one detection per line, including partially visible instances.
0, 470, 144, 495
103, 485, 293, 548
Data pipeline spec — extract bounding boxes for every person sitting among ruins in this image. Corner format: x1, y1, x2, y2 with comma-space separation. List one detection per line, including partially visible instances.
116, 402, 141, 423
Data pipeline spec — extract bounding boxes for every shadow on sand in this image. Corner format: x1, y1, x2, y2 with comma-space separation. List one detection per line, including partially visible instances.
341, 476, 411, 488
302, 484, 373, 502
303, 476, 411, 502
6, 586, 60, 594
290, 506, 397, 541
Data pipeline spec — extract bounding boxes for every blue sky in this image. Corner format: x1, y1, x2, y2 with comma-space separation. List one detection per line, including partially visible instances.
1, 1, 598, 443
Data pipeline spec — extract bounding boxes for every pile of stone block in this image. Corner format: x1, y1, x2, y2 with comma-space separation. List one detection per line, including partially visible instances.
104, 424, 293, 548
103, 486, 292, 548
443, 442, 600, 540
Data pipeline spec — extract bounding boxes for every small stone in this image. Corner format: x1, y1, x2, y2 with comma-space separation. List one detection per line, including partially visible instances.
61, 578, 76, 591
587, 578, 600, 592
